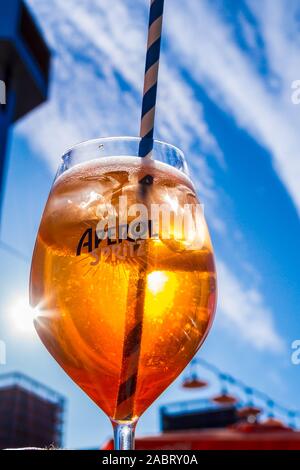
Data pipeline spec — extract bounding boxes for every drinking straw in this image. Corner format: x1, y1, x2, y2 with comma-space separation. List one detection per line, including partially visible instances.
139, 0, 165, 158
115, 0, 165, 421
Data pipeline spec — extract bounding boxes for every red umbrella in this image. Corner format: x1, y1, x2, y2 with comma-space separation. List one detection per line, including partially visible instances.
237, 406, 262, 422
182, 375, 208, 389
212, 393, 238, 405
261, 417, 288, 429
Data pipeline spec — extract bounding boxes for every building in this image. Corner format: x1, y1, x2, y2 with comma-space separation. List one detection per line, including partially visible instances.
160, 398, 238, 432
0, 0, 51, 225
0, 372, 65, 449
103, 398, 300, 450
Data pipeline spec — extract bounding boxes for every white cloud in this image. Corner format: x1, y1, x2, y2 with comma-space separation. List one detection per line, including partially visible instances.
217, 260, 284, 353
166, 0, 300, 215
20, 0, 222, 174
19, 0, 225, 240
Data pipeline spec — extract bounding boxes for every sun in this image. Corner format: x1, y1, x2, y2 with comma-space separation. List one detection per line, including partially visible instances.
147, 271, 168, 295
10, 296, 38, 334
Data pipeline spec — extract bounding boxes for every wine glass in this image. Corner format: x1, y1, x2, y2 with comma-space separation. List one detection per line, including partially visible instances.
30, 137, 217, 450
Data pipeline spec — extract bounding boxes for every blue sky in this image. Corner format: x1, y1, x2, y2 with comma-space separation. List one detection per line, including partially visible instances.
0, 0, 300, 448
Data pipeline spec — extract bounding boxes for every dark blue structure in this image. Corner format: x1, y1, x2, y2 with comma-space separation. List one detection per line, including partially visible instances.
0, 0, 51, 224
160, 398, 239, 432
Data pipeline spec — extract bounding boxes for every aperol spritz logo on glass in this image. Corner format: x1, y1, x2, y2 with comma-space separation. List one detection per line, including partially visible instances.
76, 196, 206, 263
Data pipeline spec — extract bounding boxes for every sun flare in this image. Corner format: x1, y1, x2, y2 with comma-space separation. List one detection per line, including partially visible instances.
147, 271, 168, 295
10, 297, 38, 334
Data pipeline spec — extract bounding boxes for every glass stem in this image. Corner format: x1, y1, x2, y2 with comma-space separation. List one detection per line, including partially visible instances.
112, 421, 136, 450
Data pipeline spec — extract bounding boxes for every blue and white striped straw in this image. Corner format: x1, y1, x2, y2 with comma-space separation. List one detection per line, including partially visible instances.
115, 0, 165, 421
139, 0, 165, 158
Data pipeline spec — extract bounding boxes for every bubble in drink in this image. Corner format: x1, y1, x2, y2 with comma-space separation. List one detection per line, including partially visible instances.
30, 157, 217, 420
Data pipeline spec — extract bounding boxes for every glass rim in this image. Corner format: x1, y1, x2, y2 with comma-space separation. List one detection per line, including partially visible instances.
62, 136, 185, 162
